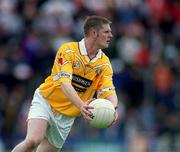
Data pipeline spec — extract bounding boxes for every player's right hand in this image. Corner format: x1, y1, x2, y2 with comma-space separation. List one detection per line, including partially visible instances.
80, 98, 95, 122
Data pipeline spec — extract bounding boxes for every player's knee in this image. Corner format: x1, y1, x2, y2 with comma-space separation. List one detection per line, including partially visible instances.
24, 138, 41, 149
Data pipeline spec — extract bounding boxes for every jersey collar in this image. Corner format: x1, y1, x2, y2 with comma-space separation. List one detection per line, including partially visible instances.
79, 38, 103, 62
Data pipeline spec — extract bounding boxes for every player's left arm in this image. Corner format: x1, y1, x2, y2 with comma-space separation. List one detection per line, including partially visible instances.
105, 93, 118, 109
96, 61, 118, 108
97, 61, 119, 125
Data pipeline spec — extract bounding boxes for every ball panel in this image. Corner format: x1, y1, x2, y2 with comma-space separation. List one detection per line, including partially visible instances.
96, 108, 107, 128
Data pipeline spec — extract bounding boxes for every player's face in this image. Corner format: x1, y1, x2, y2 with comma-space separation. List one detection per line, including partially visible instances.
96, 24, 113, 49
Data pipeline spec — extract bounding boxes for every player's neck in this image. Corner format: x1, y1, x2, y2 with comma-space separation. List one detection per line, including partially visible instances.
84, 37, 99, 59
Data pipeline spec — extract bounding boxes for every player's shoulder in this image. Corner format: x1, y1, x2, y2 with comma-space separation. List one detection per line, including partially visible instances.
60, 41, 78, 49
101, 51, 111, 63
58, 41, 79, 54
100, 51, 113, 71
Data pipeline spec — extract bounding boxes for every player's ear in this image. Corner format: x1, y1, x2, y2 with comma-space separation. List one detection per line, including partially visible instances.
90, 28, 98, 38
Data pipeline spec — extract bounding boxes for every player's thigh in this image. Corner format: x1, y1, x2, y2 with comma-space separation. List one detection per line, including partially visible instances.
36, 137, 60, 152
26, 118, 48, 142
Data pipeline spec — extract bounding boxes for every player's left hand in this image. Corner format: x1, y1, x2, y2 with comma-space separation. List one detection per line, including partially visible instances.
108, 107, 119, 127
113, 108, 119, 124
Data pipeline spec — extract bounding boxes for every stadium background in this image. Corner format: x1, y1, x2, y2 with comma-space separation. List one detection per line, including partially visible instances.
0, 0, 179, 152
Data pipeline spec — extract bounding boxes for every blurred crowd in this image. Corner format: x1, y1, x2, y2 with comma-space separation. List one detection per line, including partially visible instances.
0, 0, 179, 152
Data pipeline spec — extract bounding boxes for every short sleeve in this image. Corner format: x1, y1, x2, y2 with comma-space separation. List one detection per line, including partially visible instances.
52, 44, 75, 86
96, 63, 116, 98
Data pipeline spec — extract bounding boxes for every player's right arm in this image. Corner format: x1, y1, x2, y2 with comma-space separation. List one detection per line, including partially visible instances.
61, 82, 93, 121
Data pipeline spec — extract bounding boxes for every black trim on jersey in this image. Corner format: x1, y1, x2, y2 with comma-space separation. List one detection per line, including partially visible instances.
72, 74, 92, 87
93, 91, 97, 98
72, 84, 86, 92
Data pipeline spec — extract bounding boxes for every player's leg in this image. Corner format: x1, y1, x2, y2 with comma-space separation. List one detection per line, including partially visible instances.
36, 137, 60, 152
11, 118, 48, 152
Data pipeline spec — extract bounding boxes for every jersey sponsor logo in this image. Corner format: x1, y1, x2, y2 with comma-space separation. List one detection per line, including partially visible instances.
59, 72, 72, 78
53, 72, 72, 81
72, 85, 86, 92
72, 74, 92, 87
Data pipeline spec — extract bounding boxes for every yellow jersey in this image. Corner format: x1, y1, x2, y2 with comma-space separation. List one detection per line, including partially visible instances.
39, 39, 116, 117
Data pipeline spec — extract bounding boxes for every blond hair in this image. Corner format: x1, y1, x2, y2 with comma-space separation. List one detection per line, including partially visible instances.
83, 15, 111, 36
